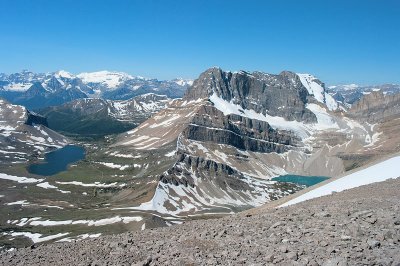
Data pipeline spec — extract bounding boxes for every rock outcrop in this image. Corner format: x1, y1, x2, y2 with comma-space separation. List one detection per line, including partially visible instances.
184, 67, 317, 122
182, 104, 299, 153
348, 91, 400, 123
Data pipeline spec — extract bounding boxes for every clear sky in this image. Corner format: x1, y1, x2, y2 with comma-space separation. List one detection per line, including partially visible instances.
0, 0, 399, 85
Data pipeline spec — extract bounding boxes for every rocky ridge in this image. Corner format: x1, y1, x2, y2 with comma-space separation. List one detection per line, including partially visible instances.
0, 98, 69, 164
38, 93, 170, 137
2, 177, 399, 265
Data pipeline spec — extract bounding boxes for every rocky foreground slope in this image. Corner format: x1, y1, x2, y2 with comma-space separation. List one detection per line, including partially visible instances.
2, 177, 399, 266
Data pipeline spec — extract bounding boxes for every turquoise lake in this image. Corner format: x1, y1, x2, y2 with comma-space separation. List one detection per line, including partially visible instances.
272, 174, 330, 187
27, 145, 86, 176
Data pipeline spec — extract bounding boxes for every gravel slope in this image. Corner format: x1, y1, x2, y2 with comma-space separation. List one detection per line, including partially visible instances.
1, 177, 400, 266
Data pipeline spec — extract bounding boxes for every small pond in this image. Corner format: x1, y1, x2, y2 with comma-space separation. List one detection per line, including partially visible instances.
27, 145, 86, 176
272, 174, 330, 187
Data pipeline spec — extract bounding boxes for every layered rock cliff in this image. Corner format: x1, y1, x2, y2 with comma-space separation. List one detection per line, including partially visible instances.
184, 68, 317, 122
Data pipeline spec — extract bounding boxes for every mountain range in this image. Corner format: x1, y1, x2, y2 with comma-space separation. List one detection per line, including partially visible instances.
328, 83, 400, 106
0, 70, 192, 110
1, 67, 399, 250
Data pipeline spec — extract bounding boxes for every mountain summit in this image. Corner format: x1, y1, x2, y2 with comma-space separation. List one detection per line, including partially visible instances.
104, 67, 383, 215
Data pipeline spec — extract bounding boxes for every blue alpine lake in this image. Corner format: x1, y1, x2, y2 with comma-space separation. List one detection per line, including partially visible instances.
27, 145, 86, 176
272, 174, 330, 187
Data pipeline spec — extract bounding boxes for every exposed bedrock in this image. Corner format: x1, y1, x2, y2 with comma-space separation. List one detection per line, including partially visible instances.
184, 67, 317, 123
348, 90, 400, 123
182, 105, 300, 153
159, 152, 250, 191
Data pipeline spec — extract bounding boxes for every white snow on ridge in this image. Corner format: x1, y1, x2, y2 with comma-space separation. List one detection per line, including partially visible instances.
210, 93, 310, 139
3, 83, 32, 92
328, 84, 359, 91
280, 155, 400, 207
55, 70, 73, 79
174, 78, 194, 87
297, 73, 325, 103
305, 104, 339, 130
209, 93, 338, 139
324, 93, 339, 111
77, 71, 133, 88
297, 73, 338, 111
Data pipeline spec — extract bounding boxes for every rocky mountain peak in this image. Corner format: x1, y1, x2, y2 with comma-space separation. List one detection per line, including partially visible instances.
25, 82, 47, 97
184, 67, 318, 122
45, 76, 64, 91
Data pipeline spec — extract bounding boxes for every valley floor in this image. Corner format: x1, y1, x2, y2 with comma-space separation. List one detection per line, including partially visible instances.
1, 176, 399, 265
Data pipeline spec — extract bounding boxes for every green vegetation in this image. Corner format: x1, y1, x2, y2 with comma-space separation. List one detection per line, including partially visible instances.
39, 108, 136, 139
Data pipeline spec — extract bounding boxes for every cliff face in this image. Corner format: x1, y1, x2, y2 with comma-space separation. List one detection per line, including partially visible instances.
182, 104, 298, 153
348, 91, 400, 123
184, 68, 317, 123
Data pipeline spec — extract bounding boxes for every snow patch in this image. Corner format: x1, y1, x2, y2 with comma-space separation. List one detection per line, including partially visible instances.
280, 156, 400, 207
0, 173, 43, 184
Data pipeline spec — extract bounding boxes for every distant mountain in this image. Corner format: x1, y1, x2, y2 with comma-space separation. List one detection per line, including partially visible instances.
328, 83, 400, 106
0, 98, 69, 164
0, 70, 192, 109
347, 90, 400, 123
38, 93, 170, 139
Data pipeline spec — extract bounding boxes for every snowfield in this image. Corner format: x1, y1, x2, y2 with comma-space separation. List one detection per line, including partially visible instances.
297, 73, 338, 111
8, 216, 143, 227
0, 173, 43, 183
77, 71, 133, 88
280, 155, 400, 207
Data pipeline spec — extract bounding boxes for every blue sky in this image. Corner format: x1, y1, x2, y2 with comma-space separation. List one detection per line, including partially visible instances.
0, 0, 399, 85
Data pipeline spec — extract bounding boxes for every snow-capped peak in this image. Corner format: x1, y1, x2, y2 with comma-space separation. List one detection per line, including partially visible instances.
297, 73, 338, 111
55, 70, 74, 79
173, 78, 194, 87
77, 71, 134, 88
328, 84, 360, 91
